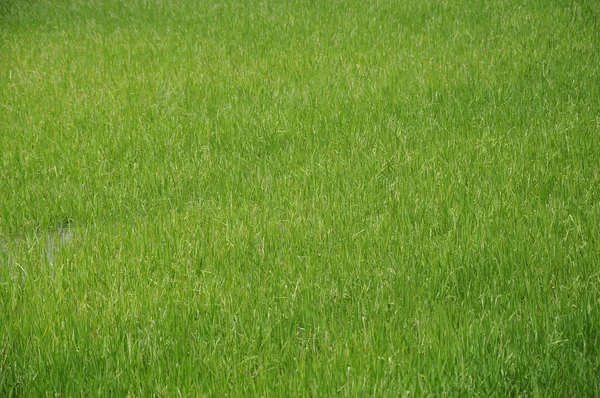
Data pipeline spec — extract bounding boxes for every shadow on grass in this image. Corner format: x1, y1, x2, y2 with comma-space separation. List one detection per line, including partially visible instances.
0, 0, 38, 22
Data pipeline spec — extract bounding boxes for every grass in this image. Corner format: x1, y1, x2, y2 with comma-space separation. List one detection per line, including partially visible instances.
1, 0, 599, 395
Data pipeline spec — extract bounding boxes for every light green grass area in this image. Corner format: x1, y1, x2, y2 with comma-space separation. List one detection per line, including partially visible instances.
1, 0, 599, 395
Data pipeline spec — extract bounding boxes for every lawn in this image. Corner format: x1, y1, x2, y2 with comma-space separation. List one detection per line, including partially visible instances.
1, 0, 599, 395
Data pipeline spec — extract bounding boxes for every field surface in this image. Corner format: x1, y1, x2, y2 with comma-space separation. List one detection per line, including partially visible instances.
1, 0, 599, 395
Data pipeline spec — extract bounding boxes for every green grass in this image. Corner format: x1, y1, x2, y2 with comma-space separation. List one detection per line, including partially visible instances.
1, 0, 599, 395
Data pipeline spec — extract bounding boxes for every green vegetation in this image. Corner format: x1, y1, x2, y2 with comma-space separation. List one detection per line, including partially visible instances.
1, 0, 599, 395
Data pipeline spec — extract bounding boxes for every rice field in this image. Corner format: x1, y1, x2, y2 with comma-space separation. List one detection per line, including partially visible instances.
1, 0, 599, 395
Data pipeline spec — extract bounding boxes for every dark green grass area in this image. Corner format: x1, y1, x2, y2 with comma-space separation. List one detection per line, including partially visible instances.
1, 0, 599, 395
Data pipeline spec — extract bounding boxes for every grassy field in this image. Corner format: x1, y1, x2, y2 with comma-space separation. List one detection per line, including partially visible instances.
1, 0, 599, 395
